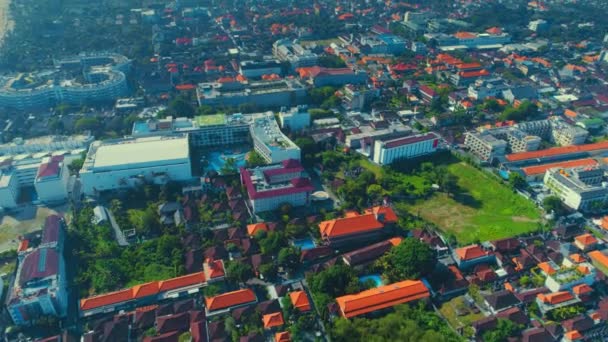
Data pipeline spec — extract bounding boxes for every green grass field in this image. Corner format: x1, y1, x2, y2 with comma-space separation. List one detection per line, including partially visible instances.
405, 162, 541, 244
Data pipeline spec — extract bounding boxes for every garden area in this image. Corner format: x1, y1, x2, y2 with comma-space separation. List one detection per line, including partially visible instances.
402, 162, 541, 244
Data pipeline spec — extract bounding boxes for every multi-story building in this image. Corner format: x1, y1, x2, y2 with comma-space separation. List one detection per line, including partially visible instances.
528, 19, 549, 32
278, 105, 310, 132
372, 133, 440, 165
8, 215, 68, 325
34, 156, 70, 203
79, 135, 192, 196
550, 118, 589, 146
196, 78, 306, 108
491, 128, 541, 153
360, 34, 407, 55
239, 60, 283, 78
240, 159, 313, 213
342, 85, 378, 111
467, 78, 509, 100
429, 31, 511, 48
538, 260, 596, 293
0, 53, 130, 111
544, 166, 608, 211
0, 164, 19, 209
464, 131, 508, 162
250, 112, 300, 163
272, 39, 318, 70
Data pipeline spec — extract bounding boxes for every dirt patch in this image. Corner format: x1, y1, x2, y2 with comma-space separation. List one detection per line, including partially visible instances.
0, 204, 69, 252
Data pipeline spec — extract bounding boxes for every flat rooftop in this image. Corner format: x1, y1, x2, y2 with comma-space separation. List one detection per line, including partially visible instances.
195, 114, 226, 127
90, 136, 189, 169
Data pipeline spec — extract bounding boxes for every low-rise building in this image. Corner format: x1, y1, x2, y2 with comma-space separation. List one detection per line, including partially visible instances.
273, 39, 318, 70
536, 291, 581, 315
278, 105, 310, 132
240, 159, 313, 214
80, 135, 192, 196
196, 78, 306, 108
8, 215, 68, 325
318, 206, 398, 246
538, 261, 596, 293
543, 166, 608, 211
453, 245, 495, 269
372, 132, 440, 165
297, 66, 367, 87
205, 288, 257, 316
335, 280, 429, 318
239, 60, 283, 78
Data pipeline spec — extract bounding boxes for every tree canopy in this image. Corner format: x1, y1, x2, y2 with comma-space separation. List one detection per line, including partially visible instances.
377, 238, 437, 282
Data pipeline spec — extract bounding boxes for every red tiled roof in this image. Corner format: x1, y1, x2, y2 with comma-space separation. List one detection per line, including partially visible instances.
458, 69, 490, 78
17, 239, 29, 252
289, 291, 311, 312
537, 291, 574, 305
572, 284, 593, 295
205, 289, 256, 312
247, 223, 269, 236
521, 158, 597, 176
275, 332, 291, 342
335, 280, 429, 318
589, 250, 608, 270
565, 330, 583, 341
241, 168, 314, 200
505, 141, 608, 162
80, 272, 207, 311
42, 215, 62, 245
37, 156, 64, 179
19, 248, 58, 286
262, 312, 284, 329
537, 262, 556, 275
574, 233, 597, 247
455, 245, 488, 261
454, 31, 476, 39
319, 206, 397, 238
456, 62, 482, 70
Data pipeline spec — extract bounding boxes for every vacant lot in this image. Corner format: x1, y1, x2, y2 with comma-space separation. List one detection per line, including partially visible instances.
405, 162, 541, 244
0, 205, 69, 252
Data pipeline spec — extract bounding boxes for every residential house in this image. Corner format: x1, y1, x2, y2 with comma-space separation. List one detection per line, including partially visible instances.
483, 290, 521, 314
453, 245, 495, 269
205, 289, 257, 316
341, 238, 401, 267
289, 291, 311, 313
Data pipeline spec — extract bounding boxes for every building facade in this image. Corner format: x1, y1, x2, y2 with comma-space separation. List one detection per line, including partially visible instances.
544, 166, 608, 211
278, 105, 310, 132
34, 156, 70, 203
8, 215, 68, 325
79, 135, 192, 196
240, 160, 313, 214
464, 131, 508, 162
372, 133, 440, 165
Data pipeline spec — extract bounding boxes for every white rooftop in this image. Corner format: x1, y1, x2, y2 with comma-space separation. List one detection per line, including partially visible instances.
91, 136, 189, 169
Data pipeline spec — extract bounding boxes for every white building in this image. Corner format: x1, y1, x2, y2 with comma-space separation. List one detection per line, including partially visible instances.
250, 112, 301, 164
538, 260, 596, 293
240, 159, 313, 214
528, 19, 549, 32
372, 133, 440, 165
239, 60, 282, 78
79, 135, 192, 196
272, 39, 318, 70
34, 156, 70, 203
464, 131, 508, 162
278, 105, 311, 132
0, 167, 19, 209
544, 166, 608, 211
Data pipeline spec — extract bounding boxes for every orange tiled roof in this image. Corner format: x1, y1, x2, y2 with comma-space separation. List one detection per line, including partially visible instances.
521, 158, 597, 176
454, 31, 476, 39
572, 283, 593, 295
263, 312, 284, 329
505, 141, 608, 162
80, 271, 207, 311
289, 291, 311, 312
589, 250, 608, 270
459, 69, 490, 78
577, 265, 591, 275
205, 288, 256, 311
275, 332, 291, 342
456, 62, 482, 70
486, 27, 502, 35
204, 260, 226, 279
537, 262, 556, 275
590, 311, 601, 321
247, 222, 269, 236
319, 206, 397, 239
569, 254, 585, 263
565, 330, 583, 341
537, 291, 574, 305
601, 216, 608, 230
575, 234, 598, 247
389, 237, 403, 246
335, 280, 429, 318
454, 245, 487, 261
158, 272, 206, 292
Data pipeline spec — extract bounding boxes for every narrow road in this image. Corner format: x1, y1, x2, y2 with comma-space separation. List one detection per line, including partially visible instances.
105, 207, 129, 247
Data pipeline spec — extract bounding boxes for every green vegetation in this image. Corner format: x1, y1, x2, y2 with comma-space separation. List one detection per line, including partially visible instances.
306, 264, 361, 320
331, 304, 462, 342
438, 296, 485, 337
404, 162, 541, 244
318, 55, 347, 68
376, 238, 436, 282
483, 319, 523, 342
547, 304, 585, 321
195, 114, 226, 126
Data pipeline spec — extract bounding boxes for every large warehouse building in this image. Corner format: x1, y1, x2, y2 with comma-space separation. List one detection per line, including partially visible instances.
79, 135, 192, 196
